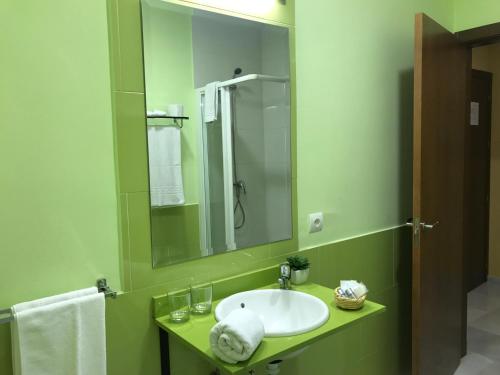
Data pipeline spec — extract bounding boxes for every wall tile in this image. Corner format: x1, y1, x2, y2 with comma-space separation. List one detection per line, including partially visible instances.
280, 323, 361, 374
394, 226, 412, 290
115, 0, 146, 92
0, 325, 11, 375
119, 193, 132, 291
114, 92, 149, 193
317, 230, 395, 293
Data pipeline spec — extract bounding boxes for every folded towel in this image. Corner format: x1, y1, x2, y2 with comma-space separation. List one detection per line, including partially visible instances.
147, 125, 185, 206
203, 81, 219, 123
147, 109, 167, 117
11, 289, 106, 375
210, 309, 264, 364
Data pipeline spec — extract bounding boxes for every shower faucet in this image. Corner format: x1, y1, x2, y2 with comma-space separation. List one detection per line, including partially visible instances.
233, 180, 246, 195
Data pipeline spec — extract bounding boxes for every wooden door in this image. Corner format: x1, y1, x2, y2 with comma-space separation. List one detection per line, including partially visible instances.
464, 69, 492, 292
412, 13, 469, 375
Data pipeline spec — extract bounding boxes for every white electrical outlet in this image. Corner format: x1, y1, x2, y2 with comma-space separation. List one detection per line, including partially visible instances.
308, 212, 323, 233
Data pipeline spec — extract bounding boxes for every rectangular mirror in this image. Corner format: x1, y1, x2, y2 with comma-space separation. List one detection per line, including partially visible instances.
141, 0, 292, 267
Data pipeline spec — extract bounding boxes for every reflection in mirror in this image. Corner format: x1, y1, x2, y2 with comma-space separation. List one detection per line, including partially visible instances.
141, 0, 292, 267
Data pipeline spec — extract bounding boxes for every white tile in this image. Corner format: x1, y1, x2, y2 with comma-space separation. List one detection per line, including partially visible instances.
468, 291, 500, 313
469, 307, 490, 324
468, 327, 500, 362
479, 360, 500, 375
454, 353, 495, 375
471, 282, 500, 298
470, 308, 500, 336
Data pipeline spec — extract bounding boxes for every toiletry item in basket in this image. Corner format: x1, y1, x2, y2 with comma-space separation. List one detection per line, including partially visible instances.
339, 280, 368, 299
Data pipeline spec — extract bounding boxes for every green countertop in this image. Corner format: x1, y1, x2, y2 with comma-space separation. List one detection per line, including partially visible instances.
155, 282, 385, 374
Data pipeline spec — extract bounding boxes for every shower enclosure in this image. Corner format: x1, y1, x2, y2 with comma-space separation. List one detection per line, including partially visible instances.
197, 74, 291, 255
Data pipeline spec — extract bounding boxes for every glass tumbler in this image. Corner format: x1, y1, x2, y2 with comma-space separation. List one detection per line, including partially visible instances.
190, 283, 213, 315
168, 291, 191, 323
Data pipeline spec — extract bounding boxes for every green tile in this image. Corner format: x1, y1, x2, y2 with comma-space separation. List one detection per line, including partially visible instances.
119, 193, 132, 291
317, 230, 395, 294
126, 191, 154, 289
305, 247, 321, 283
281, 323, 361, 375
359, 285, 411, 374
352, 347, 398, 375
393, 226, 412, 290
114, 92, 149, 193
151, 204, 201, 267
116, 0, 146, 93
170, 335, 213, 375
359, 289, 397, 357
106, 285, 180, 375
0, 324, 12, 375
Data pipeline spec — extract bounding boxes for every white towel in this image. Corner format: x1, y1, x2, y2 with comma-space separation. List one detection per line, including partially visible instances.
210, 309, 264, 364
147, 126, 185, 207
147, 109, 167, 117
11, 288, 106, 375
204, 81, 219, 123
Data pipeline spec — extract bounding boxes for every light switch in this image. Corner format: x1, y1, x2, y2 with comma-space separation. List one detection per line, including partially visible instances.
308, 212, 323, 233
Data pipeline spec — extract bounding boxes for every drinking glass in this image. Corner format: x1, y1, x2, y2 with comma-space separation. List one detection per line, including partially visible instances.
190, 283, 213, 315
168, 291, 191, 323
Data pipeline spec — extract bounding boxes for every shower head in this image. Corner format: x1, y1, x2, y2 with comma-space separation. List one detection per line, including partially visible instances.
232, 68, 242, 78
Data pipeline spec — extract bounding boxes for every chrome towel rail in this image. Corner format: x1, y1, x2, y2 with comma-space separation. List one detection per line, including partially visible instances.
0, 278, 116, 325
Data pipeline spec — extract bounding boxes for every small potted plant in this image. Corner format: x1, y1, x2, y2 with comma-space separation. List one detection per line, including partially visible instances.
287, 255, 310, 285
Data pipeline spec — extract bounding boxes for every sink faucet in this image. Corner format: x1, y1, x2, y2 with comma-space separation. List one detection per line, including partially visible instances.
278, 263, 291, 290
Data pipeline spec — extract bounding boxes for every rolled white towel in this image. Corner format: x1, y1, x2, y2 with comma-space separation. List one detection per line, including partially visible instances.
210, 308, 264, 364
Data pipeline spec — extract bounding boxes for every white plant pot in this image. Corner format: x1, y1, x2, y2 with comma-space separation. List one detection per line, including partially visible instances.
291, 268, 310, 285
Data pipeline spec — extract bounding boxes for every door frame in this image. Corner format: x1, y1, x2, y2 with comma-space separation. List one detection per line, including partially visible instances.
456, 23, 500, 47
453, 21, 500, 357
465, 69, 493, 293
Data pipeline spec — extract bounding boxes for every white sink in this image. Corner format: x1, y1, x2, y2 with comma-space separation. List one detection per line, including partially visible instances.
215, 289, 330, 337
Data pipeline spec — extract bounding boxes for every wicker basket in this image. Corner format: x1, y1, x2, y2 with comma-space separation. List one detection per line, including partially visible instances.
334, 287, 366, 310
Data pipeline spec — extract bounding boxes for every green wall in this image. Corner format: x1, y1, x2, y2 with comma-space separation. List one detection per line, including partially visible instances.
454, 0, 500, 31
296, 0, 454, 250
2, 0, 500, 374
0, 0, 121, 307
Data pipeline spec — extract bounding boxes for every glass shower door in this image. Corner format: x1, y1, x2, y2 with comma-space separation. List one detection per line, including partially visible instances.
199, 91, 235, 254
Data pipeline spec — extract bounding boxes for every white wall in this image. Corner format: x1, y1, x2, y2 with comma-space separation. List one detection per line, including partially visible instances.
191, 11, 291, 248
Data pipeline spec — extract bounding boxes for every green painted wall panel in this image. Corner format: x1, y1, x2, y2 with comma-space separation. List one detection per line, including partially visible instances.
295, 0, 453, 249
454, 0, 500, 31
0, 0, 453, 373
0, 0, 121, 307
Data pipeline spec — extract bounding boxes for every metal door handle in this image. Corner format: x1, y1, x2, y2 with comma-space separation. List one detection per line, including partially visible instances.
404, 218, 439, 230
420, 221, 439, 230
